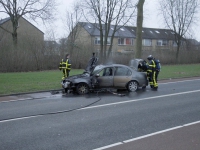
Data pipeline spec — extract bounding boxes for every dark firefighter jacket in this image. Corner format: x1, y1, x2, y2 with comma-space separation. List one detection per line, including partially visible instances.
59, 58, 71, 70
147, 59, 156, 73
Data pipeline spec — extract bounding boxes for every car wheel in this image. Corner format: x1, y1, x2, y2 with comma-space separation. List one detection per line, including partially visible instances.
76, 83, 89, 95
64, 88, 68, 93
127, 81, 138, 92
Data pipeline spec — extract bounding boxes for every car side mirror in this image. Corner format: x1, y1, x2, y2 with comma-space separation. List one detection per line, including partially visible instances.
95, 74, 100, 77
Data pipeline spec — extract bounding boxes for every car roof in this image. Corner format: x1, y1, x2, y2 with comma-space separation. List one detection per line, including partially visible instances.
98, 64, 132, 69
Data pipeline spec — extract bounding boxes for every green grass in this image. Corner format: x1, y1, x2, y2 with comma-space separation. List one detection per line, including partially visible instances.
0, 69, 83, 95
159, 64, 200, 79
0, 64, 200, 95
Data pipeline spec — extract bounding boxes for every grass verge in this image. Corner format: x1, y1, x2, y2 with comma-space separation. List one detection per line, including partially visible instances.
0, 64, 200, 95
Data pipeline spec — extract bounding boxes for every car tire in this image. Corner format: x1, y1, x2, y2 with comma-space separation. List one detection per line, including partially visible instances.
64, 88, 68, 93
127, 80, 138, 92
76, 83, 89, 95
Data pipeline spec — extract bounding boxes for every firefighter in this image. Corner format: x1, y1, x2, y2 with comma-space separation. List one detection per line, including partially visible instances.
59, 54, 71, 79
146, 55, 158, 89
153, 58, 161, 83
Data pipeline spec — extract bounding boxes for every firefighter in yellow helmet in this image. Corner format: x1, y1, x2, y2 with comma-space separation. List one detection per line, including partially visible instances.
146, 55, 158, 90
59, 54, 71, 80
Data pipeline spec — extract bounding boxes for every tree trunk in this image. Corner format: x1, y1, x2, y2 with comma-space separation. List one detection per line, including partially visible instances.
135, 0, 145, 58
12, 31, 18, 46
176, 44, 180, 61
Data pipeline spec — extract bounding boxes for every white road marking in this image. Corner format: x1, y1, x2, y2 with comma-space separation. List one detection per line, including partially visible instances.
183, 120, 200, 126
93, 121, 200, 150
80, 89, 200, 110
159, 78, 200, 85
123, 126, 183, 143
0, 116, 38, 123
1, 89, 200, 123
93, 142, 123, 150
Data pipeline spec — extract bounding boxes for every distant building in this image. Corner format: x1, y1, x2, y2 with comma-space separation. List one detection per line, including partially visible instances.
68, 22, 187, 55
44, 40, 59, 55
185, 39, 200, 51
0, 17, 44, 45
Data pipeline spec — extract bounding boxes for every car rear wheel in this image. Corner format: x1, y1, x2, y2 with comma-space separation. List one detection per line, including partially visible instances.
127, 81, 138, 92
76, 83, 89, 95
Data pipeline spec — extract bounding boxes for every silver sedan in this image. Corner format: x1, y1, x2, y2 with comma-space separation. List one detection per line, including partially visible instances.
61, 63, 148, 94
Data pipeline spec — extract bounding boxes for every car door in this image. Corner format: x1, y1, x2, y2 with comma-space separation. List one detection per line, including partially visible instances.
113, 66, 132, 87
97, 67, 114, 87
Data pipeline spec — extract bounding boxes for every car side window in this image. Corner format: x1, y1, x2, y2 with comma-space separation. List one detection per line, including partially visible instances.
99, 67, 113, 76
98, 69, 105, 77
114, 67, 132, 76
103, 67, 113, 76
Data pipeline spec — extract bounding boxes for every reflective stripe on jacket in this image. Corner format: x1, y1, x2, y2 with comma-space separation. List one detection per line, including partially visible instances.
147, 59, 156, 72
59, 59, 71, 70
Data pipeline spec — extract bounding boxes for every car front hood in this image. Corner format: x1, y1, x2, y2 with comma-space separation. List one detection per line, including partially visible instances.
64, 73, 90, 81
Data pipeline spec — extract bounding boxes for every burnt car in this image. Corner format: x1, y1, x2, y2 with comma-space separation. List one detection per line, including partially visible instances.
61, 55, 148, 94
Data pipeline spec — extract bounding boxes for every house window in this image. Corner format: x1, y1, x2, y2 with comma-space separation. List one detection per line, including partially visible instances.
107, 37, 111, 45
157, 40, 162, 46
118, 38, 133, 45
173, 41, 178, 47
142, 39, 152, 46
157, 40, 168, 46
162, 40, 168, 46
94, 37, 111, 45
94, 37, 100, 45
118, 38, 124, 45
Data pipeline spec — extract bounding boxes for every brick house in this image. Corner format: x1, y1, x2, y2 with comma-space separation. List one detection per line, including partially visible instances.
69, 22, 180, 55
0, 17, 44, 45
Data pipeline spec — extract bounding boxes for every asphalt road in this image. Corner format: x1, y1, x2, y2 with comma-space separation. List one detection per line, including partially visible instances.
0, 78, 200, 150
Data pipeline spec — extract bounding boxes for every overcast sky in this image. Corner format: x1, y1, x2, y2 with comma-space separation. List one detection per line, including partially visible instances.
41, 0, 200, 41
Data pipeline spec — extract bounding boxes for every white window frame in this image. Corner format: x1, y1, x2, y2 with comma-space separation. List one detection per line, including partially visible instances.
162, 40, 168, 46
173, 41, 178, 47
142, 39, 152, 46
94, 37, 100, 45
157, 39, 168, 46
118, 38, 133, 45
173, 40, 183, 47
94, 37, 111, 45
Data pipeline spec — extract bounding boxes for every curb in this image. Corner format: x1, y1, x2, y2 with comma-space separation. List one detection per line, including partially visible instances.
0, 89, 63, 97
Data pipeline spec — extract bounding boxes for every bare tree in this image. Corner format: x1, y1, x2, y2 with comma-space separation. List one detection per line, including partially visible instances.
81, 0, 137, 62
0, 0, 56, 46
159, 0, 199, 59
135, 0, 145, 58
59, 37, 68, 57
65, 2, 83, 56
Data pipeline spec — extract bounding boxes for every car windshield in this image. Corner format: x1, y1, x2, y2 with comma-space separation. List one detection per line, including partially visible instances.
91, 65, 104, 75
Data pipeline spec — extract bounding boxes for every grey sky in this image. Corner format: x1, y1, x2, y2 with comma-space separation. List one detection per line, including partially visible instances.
40, 0, 200, 41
